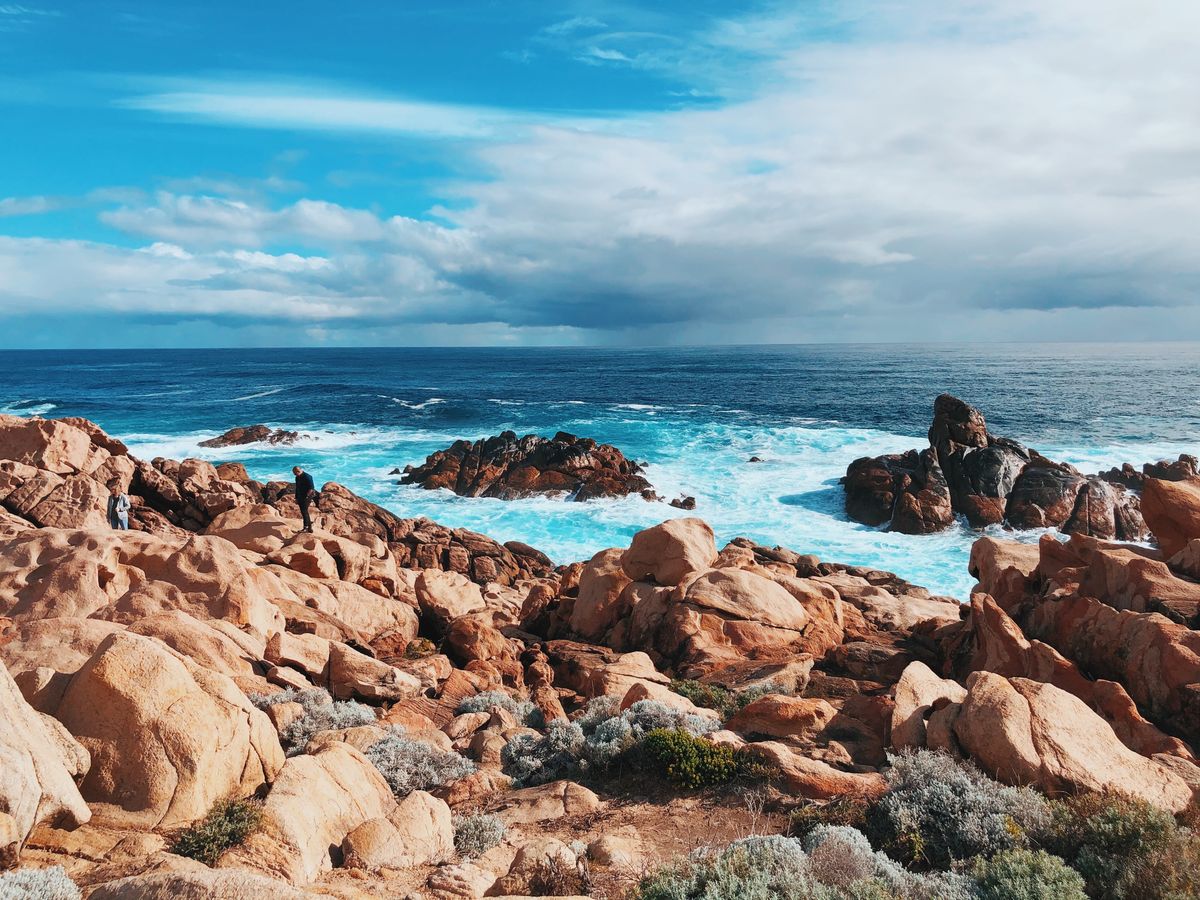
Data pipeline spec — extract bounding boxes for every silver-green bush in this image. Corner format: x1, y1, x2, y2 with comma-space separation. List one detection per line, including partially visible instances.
365, 725, 476, 797
867, 750, 1050, 867
456, 689, 542, 727
0, 866, 82, 900
970, 849, 1086, 900
502, 698, 722, 786
453, 812, 506, 859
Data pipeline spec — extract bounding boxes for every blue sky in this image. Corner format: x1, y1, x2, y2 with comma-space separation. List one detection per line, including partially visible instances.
1, 0, 1198, 347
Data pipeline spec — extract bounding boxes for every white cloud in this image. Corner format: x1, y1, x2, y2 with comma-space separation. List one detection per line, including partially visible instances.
0, 195, 59, 217
4, 0, 1200, 344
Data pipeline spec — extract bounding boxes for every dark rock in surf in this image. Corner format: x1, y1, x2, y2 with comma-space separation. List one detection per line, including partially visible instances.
400, 430, 654, 501
199, 424, 300, 448
670, 495, 697, 510
843, 394, 1148, 541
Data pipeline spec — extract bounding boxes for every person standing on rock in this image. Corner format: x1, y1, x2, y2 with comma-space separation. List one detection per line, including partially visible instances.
293, 465, 320, 533
106, 482, 131, 530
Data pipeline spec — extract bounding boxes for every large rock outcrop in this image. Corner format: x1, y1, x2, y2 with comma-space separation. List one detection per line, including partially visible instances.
843, 395, 1147, 540
400, 430, 655, 501
954, 672, 1196, 812
51, 631, 284, 829
0, 659, 90, 861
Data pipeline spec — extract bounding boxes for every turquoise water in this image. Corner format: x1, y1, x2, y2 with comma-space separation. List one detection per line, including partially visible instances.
3, 344, 1198, 598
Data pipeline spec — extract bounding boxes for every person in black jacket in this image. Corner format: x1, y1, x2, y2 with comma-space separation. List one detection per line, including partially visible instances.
292, 465, 320, 532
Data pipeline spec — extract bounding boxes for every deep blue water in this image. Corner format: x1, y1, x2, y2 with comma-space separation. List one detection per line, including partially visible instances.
3, 344, 1198, 597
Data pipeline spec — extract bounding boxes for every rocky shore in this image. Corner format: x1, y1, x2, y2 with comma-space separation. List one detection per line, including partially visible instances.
2, 413, 1200, 898
401, 431, 656, 501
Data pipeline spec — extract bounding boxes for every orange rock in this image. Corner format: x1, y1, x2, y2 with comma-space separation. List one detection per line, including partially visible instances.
740, 741, 886, 799
620, 518, 717, 586
54, 631, 283, 829
1143, 476, 1200, 558
954, 672, 1195, 812
727, 694, 836, 739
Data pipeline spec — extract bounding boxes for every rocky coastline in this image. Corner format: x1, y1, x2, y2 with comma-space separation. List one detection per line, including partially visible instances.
2, 412, 1200, 898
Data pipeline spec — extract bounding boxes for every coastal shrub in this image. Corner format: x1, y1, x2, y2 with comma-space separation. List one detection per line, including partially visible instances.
633, 835, 822, 900
866, 749, 1050, 868
1037, 791, 1200, 899
573, 694, 622, 732
0, 866, 81, 900
405, 637, 437, 658
452, 812, 506, 859
247, 686, 329, 712
640, 728, 742, 788
804, 826, 975, 899
502, 699, 722, 786
457, 689, 543, 727
526, 854, 590, 897
789, 797, 870, 839
171, 798, 264, 866
365, 725, 476, 797
671, 679, 790, 720
970, 849, 1086, 900
502, 720, 586, 787
280, 698, 376, 755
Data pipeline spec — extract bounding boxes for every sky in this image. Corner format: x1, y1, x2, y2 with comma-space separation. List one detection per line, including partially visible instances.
0, 0, 1198, 348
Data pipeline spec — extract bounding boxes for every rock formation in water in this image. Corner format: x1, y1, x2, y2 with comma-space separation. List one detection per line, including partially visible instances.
401, 430, 657, 501
843, 394, 1153, 540
3, 412, 1200, 897
199, 425, 302, 448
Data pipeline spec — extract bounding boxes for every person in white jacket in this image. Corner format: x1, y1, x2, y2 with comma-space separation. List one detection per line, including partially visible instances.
106, 482, 131, 530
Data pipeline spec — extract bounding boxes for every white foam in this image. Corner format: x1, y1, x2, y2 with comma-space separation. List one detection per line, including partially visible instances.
391, 398, 446, 410
0, 401, 56, 416
228, 387, 284, 402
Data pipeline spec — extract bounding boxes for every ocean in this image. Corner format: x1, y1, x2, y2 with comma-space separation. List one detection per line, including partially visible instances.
3, 343, 1198, 599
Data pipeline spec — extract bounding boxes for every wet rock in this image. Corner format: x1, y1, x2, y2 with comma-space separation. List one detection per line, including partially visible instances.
401, 430, 653, 501
198, 425, 300, 448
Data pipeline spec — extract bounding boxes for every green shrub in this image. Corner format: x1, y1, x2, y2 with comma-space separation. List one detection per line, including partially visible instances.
1036, 792, 1200, 900
453, 812, 505, 859
0, 866, 81, 900
640, 728, 742, 789
366, 725, 476, 797
171, 798, 263, 866
866, 749, 1049, 868
971, 849, 1086, 900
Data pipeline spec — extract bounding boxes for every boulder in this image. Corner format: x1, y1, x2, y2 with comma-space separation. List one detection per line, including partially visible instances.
89, 868, 314, 899
727, 695, 837, 739
740, 741, 887, 799
843, 449, 954, 534
890, 662, 966, 750
620, 518, 718, 586
954, 672, 1195, 812
0, 659, 90, 855
328, 641, 422, 702
341, 791, 454, 870
493, 780, 604, 825
1143, 477, 1200, 558
417, 569, 486, 627
219, 742, 399, 884
53, 631, 283, 829
568, 548, 632, 641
